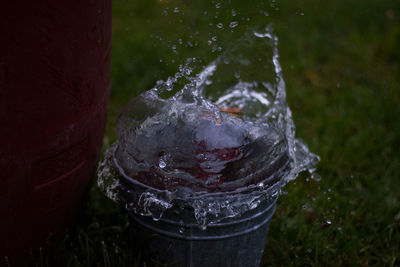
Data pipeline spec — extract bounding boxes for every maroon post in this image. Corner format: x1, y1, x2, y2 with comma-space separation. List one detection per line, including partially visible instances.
0, 0, 111, 265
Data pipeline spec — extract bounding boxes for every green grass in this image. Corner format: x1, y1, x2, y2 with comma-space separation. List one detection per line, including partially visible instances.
49, 0, 400, 266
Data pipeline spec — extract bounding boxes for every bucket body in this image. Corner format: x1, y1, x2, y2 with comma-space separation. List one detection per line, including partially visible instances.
0, 0, 111, 264
102, 149, 280, 267
129, 196, 277, 267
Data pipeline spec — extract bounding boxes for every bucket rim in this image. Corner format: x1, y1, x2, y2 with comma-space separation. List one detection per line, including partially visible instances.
130, 203, 276, 240
155, 194, 278, 228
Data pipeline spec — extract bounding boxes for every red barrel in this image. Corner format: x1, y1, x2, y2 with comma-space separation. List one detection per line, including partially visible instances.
0, 0, 111, 265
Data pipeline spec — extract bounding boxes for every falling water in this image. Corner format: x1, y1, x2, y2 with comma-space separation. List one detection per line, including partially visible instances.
98, 26, 319, 227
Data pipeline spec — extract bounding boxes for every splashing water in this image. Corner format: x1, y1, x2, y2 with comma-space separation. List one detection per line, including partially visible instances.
98, 26, 319, 227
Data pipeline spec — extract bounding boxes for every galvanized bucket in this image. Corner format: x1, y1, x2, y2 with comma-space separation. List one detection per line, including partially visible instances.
128, 192, 277, 267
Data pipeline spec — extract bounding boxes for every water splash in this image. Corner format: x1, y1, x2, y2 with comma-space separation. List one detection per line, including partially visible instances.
98, 26, 319, 227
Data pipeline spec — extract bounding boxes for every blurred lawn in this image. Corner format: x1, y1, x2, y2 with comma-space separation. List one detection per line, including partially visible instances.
52, 0, 400, 266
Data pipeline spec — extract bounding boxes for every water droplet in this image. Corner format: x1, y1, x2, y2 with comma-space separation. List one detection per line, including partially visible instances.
217, 23, 223, 29
232, 10, 237, 16
229, 21, 239, 28
326, 219, 332, 225
179, 227, 184, 234
173, 7, 179, 13
159, 161, 166, 168
172, 45, 177, 54
184, 68, 192, 76
337, 227, 342, 231
307, 248, 312, 253
311, 173, 321, 182
215, 3, 221, 8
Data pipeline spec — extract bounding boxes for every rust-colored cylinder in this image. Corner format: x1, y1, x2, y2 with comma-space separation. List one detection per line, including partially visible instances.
0, 0, 111, 265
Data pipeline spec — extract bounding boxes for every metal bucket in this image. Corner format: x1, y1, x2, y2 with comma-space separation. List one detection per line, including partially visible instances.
128, 192, 277, 267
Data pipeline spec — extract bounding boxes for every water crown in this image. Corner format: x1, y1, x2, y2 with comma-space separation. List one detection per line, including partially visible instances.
98, 26, 319, 227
